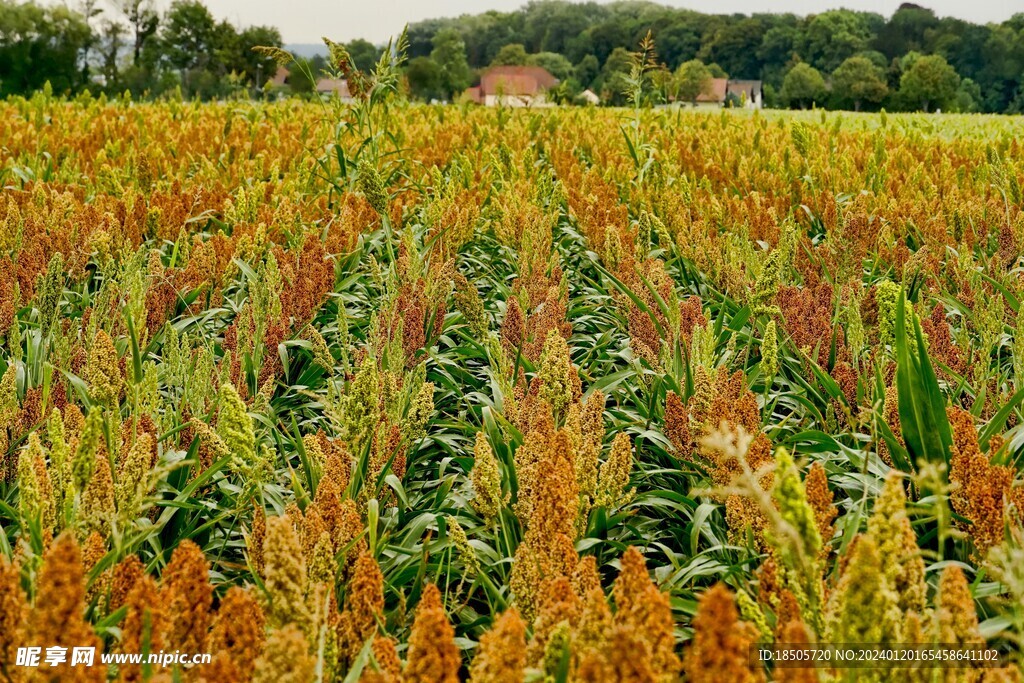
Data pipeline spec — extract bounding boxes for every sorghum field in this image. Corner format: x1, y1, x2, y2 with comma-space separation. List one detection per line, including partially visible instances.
3, 83, 1024, 682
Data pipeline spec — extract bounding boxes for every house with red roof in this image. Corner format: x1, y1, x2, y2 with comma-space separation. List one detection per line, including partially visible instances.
465, 65, 559, 107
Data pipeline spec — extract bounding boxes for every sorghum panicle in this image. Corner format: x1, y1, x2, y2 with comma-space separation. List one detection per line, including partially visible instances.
866, 473, 927, 615
469, 608, 527, 683
824, 535, 902, 645
253, 624, 315, 683
159, 539, 214, 652
209, 586, 267, 681
470, 432, 506, 524
404, 583, 461, 683
262, 514, 311, 635
31, 532, 105, 682
683, 583, 764, 683
0, 556, 27, 678
612, 547, 681, 681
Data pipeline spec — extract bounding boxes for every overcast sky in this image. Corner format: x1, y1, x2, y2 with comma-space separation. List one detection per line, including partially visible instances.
152, 0, 1021, 44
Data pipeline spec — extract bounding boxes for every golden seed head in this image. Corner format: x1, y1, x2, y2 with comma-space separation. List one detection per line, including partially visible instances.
469, 608, 527, 683
936, 564, 982, 646
160, 539, 214, 652
683, 583, 763, 683
210, 586, 267, 680
404, 584, 461, 683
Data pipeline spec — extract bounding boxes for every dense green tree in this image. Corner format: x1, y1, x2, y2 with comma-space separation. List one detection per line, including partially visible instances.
597, 46, 632, 105
954, 77, 982, 112
831, 55, 888, 111
211, 20, 240, 74
118, 0, 158, 65
347, 39, 382, 73
523, 1, 599, 55
237, 26, 282, 85
574, 54, 599, 89
780, 62, 827, 109
934, 20, 988, 85
700, 17, 765, 79
973, 23, 1024, 112
707, 63, 727, 78
285, 57, 317, 94
462, 11, 523, 66
584, 20, 632, 67
406, 18, 449, 59
874, 3, 940, 59
0, 1, 92, 96
652, 14, 702, 68
491, 43, 529, 66
674, 59, 713, 105
3, 0, 1024, 113
859, 50, 889, 69
757, 24, 798, 87
798, 10, 881, 73
160, 0, 215, 72
899, 52, 959, 111
527, 51, 573, 80
1009, 84, 1024, 115
406, 56, 443, 101
430, 28, 471, 99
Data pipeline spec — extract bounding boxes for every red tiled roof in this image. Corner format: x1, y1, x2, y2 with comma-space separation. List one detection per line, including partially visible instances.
480, 66, 558, 97
696, 78, 728, 103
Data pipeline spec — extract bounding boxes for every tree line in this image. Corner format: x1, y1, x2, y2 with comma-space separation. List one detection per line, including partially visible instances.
1, 0, 1023, 113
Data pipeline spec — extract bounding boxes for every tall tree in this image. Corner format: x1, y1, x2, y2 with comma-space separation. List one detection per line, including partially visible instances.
780, 62, 827, 109
831, 55, 888, 111
654, 12, 703, 69
160, 0, 215, 72
574, 54, 599, 89
235, 26, 282, 85
874, 3, 939, 59
0, 1, 92, 96
119, 0, 158, 65
699, 17, 765, 79
899, 53, 960, 111
406, 56, 443, 101
596, 46, 632, 105
491, 43, 529, 66
347, 39, 381, 73
286, 57, 317, 94
430, 28, 471, 100
527, 52, 573, 80
674, 59, 713, 105
798, 10, 879, 73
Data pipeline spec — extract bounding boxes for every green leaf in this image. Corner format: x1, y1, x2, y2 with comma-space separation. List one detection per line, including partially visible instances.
894, 292, 951, 470
980, 386, 1024, 458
